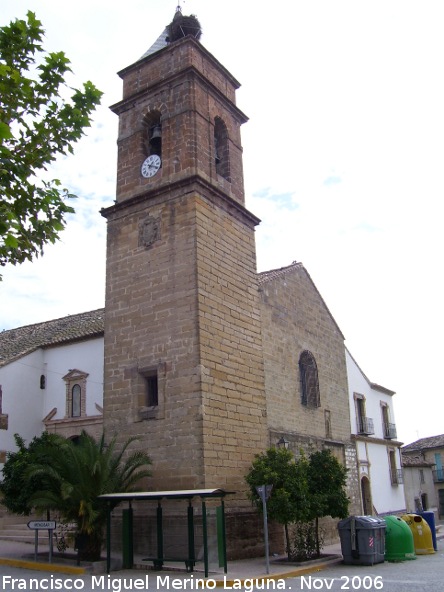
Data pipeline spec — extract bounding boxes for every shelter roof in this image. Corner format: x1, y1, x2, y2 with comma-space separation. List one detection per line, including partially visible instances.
99, 489, 233, 503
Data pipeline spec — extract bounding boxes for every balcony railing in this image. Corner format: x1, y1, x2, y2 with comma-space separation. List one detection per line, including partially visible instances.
433, 469, 444, 483
358, 416, 375, 435
391, 468, 404, 485
384, 422, 397, 440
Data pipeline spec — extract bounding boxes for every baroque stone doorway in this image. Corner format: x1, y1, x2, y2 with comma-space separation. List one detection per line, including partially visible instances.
361, 476, 372, 515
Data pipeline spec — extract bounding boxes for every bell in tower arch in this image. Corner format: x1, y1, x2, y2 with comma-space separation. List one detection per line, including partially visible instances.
149, 124, 162, 157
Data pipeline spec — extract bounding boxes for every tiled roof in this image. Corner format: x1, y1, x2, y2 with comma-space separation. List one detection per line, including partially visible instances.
401, 454, 434, 467
0, 309, 104, 368
402, 434, 444, 452
258, 261, 304, 284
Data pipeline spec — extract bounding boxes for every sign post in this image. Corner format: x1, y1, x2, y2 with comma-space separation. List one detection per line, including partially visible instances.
256, 485, 273, 574
27, 521, 56, 563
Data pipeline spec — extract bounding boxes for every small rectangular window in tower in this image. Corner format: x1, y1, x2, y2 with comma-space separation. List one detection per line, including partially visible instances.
137, 365, 165, 421
145, 374, 159, 407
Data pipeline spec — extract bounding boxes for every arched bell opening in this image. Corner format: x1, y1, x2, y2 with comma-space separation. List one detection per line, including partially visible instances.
142, 111, 163, 161
214, 116, 230, 181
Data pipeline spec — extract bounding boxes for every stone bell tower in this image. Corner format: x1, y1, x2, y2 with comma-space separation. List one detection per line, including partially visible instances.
101, 7, 268, 499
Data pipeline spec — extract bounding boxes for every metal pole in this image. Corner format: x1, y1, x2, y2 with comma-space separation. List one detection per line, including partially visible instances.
106, 503, 111, 574
263, 495, 270, 574
157, 501, 164, 568
256, 485, 272, 575
221, 499, 227, 574
34, 530, 38, 562
187, 502, 195, 570
202, 500, 208, 578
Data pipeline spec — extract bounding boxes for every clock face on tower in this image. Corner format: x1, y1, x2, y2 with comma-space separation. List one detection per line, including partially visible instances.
141, 154, 161, 178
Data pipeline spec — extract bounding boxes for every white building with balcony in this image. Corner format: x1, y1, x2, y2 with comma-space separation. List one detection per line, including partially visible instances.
346, 348, 406, 516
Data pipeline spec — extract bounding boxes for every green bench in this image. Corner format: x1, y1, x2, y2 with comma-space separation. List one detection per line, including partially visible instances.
143, 556, 195, 572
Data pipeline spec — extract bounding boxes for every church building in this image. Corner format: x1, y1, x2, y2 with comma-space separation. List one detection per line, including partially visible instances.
0, 7, 369, 558
100, 6, 361, 551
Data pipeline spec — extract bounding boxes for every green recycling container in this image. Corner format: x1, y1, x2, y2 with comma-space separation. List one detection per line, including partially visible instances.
383, 515, 416, 561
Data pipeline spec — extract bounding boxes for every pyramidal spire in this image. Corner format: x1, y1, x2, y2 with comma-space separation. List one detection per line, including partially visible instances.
139, 5, 202, 61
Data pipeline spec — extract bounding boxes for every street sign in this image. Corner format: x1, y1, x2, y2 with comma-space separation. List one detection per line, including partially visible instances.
27, 520, 56, 530
256, 484, 273, 502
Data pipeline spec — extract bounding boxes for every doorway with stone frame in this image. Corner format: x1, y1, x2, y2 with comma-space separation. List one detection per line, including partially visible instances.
361, 476, 373, 515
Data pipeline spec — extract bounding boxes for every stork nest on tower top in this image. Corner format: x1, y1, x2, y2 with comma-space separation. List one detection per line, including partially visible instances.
167, 12, 202, 43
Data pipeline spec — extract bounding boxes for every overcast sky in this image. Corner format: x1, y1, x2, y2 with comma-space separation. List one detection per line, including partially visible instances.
2, 0, 444, 446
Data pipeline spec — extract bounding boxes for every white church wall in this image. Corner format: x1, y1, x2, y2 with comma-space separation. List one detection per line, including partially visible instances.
0, 337, 104, 475
0, 349, 46, 471
43, 337, 104, 419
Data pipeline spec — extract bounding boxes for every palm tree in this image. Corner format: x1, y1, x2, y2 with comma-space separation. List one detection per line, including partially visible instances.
27, 431, 152, 561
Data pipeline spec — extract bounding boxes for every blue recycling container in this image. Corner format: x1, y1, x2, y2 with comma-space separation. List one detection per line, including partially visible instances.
420, 511, 437, 551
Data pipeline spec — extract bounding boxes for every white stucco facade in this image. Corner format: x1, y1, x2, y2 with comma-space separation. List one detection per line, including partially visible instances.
346, 348, 406, 516
0, 349, 46, 460
0, 336, 104, 474
42, 339, 104, 420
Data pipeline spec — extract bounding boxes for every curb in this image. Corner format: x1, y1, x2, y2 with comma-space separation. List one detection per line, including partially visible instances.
145, 555, 344, 586
0, 556, 86, 574
215, 557, 344, 587
0, 555, 342, 581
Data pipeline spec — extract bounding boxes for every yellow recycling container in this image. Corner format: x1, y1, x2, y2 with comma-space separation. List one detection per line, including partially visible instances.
401, 514, 435, 555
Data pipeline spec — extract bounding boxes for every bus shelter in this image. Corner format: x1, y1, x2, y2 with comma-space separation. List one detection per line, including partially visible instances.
99, 488, 233, 576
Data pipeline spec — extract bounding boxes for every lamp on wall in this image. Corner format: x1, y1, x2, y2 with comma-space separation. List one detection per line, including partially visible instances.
277, 436, 289, 449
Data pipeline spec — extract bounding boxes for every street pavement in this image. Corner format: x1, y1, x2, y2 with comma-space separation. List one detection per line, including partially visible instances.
0, 531, 443, 591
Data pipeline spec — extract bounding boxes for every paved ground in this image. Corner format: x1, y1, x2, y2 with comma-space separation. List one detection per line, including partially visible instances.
0, 523, 443, 590
0, 537, 344, 579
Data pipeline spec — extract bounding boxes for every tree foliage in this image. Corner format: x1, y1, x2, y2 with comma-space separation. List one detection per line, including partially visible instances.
307, 449, 350, 557
0, 432, 63, 515
307, 449, 349, 520
245, 446, 350, 560
0, 11, 102, 272
1, 431, 152, 561
245, 447, 310, 557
